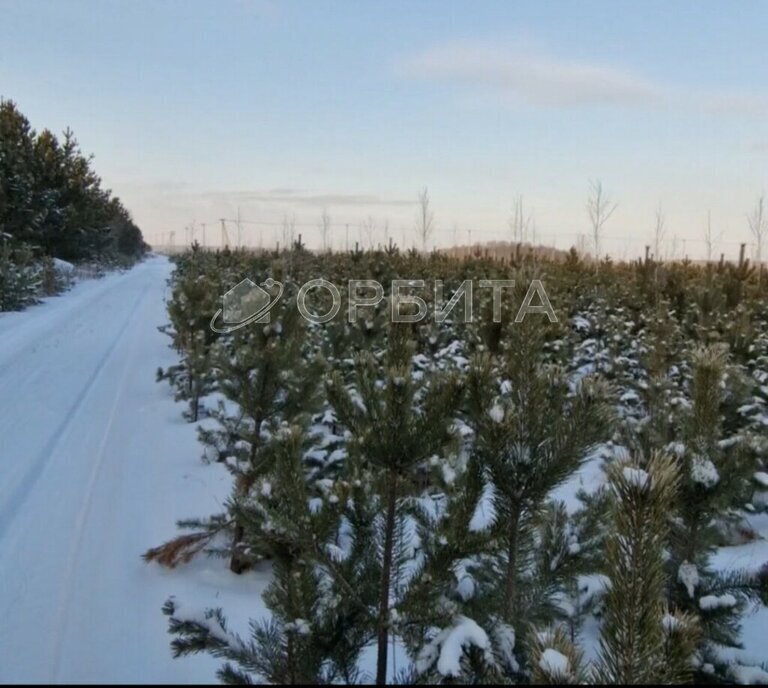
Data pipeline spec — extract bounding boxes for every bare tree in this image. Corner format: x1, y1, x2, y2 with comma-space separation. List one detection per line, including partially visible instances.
416, 186, 435, 252
508, 195, 531, 244
282, 213, 296, 248
704, 210, 721, 263
670, 234, 679, 260
576, 233, 589, 257
586, 180, 617, 260
748, 194, 766, 268
318, 208, 332, 252
361, 215, 377, 249
653, 204, 666, 262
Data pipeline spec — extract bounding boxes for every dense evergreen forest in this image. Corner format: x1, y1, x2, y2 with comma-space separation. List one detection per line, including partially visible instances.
0, 98, 147, 310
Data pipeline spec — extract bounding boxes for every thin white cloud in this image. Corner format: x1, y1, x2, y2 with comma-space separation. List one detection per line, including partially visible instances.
400, 41, 663, 107
146, 187, 415, 208
399, 40, 768, 115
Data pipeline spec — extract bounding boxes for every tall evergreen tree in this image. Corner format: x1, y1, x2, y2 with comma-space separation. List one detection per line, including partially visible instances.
0, 99, 38, 243
0, 98, 146, 269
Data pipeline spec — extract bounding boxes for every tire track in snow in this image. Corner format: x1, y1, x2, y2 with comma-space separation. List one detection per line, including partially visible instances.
0, 258, 235, 683
0, 281, 150, 542
48, 283, 151, 682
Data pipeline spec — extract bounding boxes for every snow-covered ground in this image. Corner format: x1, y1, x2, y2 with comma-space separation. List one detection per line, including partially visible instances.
711, 511, 768, 671
0, 257, 268, 683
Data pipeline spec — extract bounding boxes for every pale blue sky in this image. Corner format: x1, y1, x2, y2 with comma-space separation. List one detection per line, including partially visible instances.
2, 0, 767, 257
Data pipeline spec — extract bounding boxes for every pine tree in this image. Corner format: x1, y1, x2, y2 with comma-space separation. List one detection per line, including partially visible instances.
325, 319, 462, 685
0, 99, 146, 269
628, 298, 687, 458
216, 292, 320, 573
465, 321, 611, 642
161, 247, 219, 422
0, 97, 146, 303
0, 239, 37, 311
529, 452, 698, 685
163, 428, 368, 684
594, 451, 699, 684
0, 99, 37, 244
147, 285, 321, 572
396, 313, 611, 683
665, 345, 768, 680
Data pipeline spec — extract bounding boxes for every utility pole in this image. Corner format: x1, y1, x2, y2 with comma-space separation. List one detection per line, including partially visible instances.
345, 223, 350, 251
201, 222, 206, 248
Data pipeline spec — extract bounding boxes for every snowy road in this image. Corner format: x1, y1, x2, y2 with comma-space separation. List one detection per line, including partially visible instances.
0, 257, 265, 683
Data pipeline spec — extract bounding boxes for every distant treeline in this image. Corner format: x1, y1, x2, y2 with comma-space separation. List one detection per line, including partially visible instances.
0, 98, 147, 261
